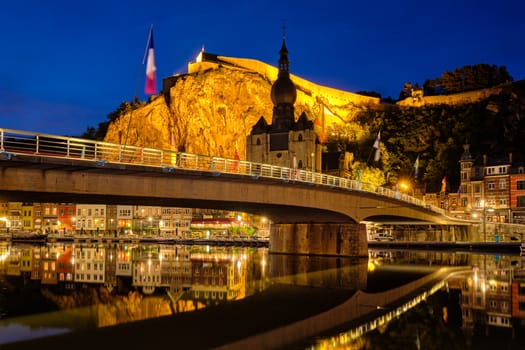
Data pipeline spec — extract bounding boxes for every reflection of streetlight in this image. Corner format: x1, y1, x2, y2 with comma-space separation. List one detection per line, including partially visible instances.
481, 199, 486, 242
0, 217, 10, 234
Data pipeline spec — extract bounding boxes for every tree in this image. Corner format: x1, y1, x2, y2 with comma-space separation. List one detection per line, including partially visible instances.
426, 64, 513, 96
80, 100, 146, 140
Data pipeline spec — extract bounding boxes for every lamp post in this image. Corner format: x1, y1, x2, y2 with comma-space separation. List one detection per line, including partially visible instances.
399, 180, 414, 198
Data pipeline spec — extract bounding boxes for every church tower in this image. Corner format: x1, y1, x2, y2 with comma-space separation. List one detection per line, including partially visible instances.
246, 37, 320, 172
270, 39, 296, 131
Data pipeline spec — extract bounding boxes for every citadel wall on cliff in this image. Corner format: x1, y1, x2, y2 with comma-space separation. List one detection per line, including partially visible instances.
396, 84, 507, 107
104, 52, 381, 159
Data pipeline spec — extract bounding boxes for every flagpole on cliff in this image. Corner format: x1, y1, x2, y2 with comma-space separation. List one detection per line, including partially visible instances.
123, 24, 156, 149
367, 128, 382, 165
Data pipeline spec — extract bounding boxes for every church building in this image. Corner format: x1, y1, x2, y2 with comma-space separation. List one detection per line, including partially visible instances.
246, 38, 321, 172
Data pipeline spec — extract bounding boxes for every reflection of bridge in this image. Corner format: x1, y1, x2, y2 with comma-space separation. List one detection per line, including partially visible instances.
0, 128, 469, 256
216, 266, 470, 350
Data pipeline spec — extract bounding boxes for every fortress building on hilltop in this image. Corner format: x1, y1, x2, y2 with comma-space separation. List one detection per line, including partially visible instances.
245, 38, 322, 172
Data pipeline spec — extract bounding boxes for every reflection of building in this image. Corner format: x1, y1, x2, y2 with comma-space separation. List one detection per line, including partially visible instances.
115, 245, 132, 277
74, 245, 105, 284
455, 254, 525, 338
6, 246, 21, 276
56, 245, 74, 286
132, 246, 161, 294
159, 246, 192, 292
190, 249, 246, 305
41, 246, 58, 284
512, 268, 525, 320
104, 245, 117, 291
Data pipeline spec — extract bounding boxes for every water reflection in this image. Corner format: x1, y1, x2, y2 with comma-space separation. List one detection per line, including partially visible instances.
307, 249, 525, 349
0, 241, 270, 344
4, 242, 525, 349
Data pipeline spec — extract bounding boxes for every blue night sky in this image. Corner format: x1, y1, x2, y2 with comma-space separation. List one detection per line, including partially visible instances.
1, 0, 524, 136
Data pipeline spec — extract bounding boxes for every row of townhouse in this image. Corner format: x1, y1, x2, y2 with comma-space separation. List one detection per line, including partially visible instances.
423, 144, 525, 224
0, 202, 193, 237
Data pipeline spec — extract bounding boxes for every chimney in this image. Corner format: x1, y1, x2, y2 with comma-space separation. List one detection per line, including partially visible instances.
509, 152, 513, 164
483, 154, 487, 166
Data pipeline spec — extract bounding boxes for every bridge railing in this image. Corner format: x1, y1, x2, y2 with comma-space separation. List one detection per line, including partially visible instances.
0, 128, 445, 215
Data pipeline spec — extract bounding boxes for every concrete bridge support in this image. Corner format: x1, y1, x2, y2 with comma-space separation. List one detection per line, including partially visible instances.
268, 254, 368, 290
269, 223, 368, 257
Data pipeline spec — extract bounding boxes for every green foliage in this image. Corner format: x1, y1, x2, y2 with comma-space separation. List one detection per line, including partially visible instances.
80, 99, 146, 140
333, 81, 525, 192
423, 64, 513, 96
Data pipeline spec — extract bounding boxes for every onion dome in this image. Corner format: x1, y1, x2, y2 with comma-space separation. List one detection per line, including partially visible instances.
270, 40, 297, 105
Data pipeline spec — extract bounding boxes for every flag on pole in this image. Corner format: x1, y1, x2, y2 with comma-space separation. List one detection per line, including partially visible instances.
373, 131, 381, 161
143, 26, 157, 95
441, 176, 447, 193
414, 154, 420, 179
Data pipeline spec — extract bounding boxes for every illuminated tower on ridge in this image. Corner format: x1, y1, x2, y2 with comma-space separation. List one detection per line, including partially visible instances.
246, 36, 320, 171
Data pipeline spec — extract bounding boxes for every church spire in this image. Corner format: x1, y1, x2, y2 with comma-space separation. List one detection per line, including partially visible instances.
278, 20, 289, 74
278, 39, 290, 74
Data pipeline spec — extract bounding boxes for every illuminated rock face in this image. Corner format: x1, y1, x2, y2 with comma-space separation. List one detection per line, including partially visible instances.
104, 54, 381, 159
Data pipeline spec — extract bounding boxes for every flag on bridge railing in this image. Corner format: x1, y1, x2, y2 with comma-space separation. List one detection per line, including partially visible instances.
373, 131, 381, 161
143, 25, 157, 95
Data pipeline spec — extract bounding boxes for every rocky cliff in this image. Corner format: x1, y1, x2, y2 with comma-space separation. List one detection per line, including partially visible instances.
104, 54, 381, 159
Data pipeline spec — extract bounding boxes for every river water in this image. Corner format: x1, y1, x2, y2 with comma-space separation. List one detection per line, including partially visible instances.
0, 241, 524, 349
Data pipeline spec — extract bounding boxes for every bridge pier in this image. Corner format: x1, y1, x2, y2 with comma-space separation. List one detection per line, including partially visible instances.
269, 223, 367, 257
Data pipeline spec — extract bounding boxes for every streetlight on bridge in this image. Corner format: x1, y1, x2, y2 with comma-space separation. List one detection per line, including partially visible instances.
398, 180, 414, 197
